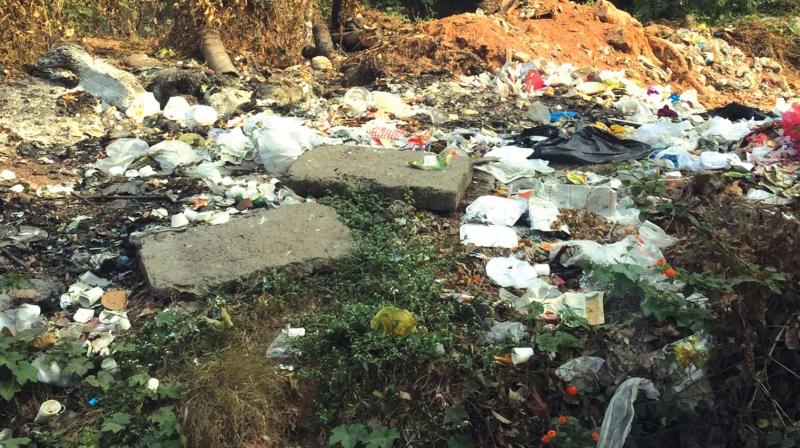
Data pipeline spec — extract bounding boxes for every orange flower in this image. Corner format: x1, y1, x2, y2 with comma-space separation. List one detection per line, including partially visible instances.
566, 384, 578, 396
547, 430, 558, 438
592, 432, 600, 442
664, 267, 677, 279
558, 415, 569, 425
541, 435, 552, 445
656, 258, 667, 266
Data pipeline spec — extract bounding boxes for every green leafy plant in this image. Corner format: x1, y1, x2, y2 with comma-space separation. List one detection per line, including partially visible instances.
0, 329, 46, 401
328, 424, 401, 448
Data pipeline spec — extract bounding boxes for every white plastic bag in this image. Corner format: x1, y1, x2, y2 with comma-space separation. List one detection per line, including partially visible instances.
125, 92, 161, 123
95, 138, 150, 174
149, 140, 205, 174
163, 96, 191, 121
463, 196, 527, 227
185, 105, 219, 128
486, 257, 548, 289
245, 114, 321, 173
597, 378, 660, 448
459, 224, 518, 248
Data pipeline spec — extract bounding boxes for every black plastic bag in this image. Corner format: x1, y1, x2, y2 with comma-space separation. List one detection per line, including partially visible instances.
514, 125, 653, 164
710, 103, 770, 121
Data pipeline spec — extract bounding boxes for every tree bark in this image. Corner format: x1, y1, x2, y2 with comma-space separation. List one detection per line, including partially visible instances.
331, 30, 377, 52
200, 28, 238, 75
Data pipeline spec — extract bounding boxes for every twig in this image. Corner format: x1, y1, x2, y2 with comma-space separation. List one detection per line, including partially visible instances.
0, 246, 30, 270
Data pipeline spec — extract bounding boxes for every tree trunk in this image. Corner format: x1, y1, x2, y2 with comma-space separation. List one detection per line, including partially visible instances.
200, 28, 238, 75
313, 11, 336, 57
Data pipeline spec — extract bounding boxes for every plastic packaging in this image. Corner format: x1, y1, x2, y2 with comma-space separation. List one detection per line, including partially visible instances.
214, 128, 253, 164
597, 378, 660, 448
511, 347, 534, 365
486, 257, 548, 289
459, 224, 519, 248
476, 146, 554, 183
0, 304, 42, 334
245, 114, 320, 173
266, 327, 306, 358
464, 196, 527, 227
527, 102, 551, 123
370, 307, 417, 336
34, 400, 64, 424
163, 96, 191, 121
185, 105, 219, 128
95, 138, 150, 174
487, 321, 527, 343
555, 356, 605, 390
515, 125, 653, 164
125, 92, 161, 123
149, 140, 205, 174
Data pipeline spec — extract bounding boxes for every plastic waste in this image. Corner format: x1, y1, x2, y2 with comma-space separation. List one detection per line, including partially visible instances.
745, 189, 793, 205
341, 87, 370, 116
710, 103, 769, 121
476, 146, 554, 183
266, 327, 306, 358
34, 400, 64, 424
73, 308, 94, 323
515, 125, 653, 164
698, 151, 752, 171
638, 221, 678, 249
370, 306, 417, 337
0, 304, 42, 334
597, 378, 660, 448
555, 356, 605, 390
245, 114, 320, 173
631, 120, 693, 146
214, 127, 253, 164
511, 347, 534, 365
614, 97, 656, 123
409, 150, 456, 171
697, 116, 754, 142
125, 92, 161, 123
535, 182, 641, 225
32, 354, 76, 387
550, 111, 578, 122
487, 321, 527, 343
782, 102, 800, 142
185, 105, 219, 128
528, 196, 563, 232
95, 138, 150, 174
459, 224, 519, 248
463, 196, 527, 227
486, 257, 549, 289
527, 102, 551, 123
369, 91, 416, 118
163, 96, 191, 121
149, 140, 205, 174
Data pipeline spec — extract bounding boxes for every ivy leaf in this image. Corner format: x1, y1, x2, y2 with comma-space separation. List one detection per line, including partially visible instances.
85, 371, 115, 392
101, 412, 132, 434
150, 406, 179, 436
128, 371, 150, 387
65, 357, 92, 377
0, 351, 25, 369
328, 424, 368, 448
156, 381, 182, 399
0, 378, 22, 401
13, 360, 39, 385
364, 426, 400, 448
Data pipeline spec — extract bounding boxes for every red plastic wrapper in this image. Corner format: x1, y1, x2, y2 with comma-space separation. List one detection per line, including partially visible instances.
524, 71, 545, 93
782, 103, 800, 142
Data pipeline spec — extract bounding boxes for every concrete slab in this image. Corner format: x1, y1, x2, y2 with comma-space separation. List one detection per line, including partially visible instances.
285, 145, 472, 212
137, 203, 353, 295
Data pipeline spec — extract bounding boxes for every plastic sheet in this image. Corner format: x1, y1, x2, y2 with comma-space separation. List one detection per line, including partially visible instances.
163, 96, 191, 121
487, 321, 527, 343
459, 224, 519, 248
555, 356, 605, 390
266, 327, 306, 358
516, 125, 653, 164
486, 257, 548, 289
597, 378, 660, 448
245, 114, 321, 173
185, 105, 219, 128
149, 140, 206, 174
95, 138, 150, 175
710, 103, 769, 121
463, 196, 527, 227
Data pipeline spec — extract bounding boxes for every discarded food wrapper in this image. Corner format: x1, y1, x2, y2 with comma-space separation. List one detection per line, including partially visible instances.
409, 150, 457, 171
529, 291, 606, 325
266, 327, 306, 358
370, 306, 417, 337
647, 334, 712, 410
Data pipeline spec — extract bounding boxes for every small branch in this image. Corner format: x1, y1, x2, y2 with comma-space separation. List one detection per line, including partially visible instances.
1, 246, 30, 270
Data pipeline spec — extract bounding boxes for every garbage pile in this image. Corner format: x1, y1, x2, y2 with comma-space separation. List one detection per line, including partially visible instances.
1, 16, 799, 444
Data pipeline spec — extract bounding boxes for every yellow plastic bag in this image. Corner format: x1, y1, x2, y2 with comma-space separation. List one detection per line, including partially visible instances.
370, 306, 417, 337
